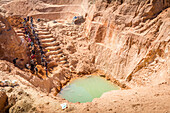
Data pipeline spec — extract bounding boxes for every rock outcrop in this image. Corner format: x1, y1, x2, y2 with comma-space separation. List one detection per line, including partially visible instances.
84, 0, 170, 86
0, 14, 29, 68
0, 91, 8, 112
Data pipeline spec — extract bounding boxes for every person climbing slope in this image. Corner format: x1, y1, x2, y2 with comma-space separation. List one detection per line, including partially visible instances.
31, 53, 36, 59
45, 61, 48, 77
39, 45, 43, 51
34, 66, 38, 75
28, 38, 31, 42
41, 57, 45, 66
30, 16, 33, 24
40, 50, 45, 55
31, 49, 35, 55
30, 59, 35, 73
27, 16, 29, 22
32, 29, 36, 35
36, 38, 40, 45
31, 42, 34, 47
34, 33, 38, 39
30, 63, 35, 73
23, 18, 26, 22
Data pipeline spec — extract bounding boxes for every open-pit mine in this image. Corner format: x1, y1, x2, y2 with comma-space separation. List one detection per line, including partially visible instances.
0, 0, 170, 113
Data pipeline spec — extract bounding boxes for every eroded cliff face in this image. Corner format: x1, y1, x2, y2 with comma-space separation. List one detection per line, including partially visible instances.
2, 0, 88, 21
85, 0, 170, 87
40, 0, 86, 5
0, 14, 28, 67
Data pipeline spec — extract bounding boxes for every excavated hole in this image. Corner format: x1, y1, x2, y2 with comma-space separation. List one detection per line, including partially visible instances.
5, 14, 129, 105
2, 3, 130, 105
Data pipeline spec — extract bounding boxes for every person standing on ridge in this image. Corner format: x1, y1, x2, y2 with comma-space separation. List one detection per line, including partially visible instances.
13, 58, 18, 66
72, 16, 77, 24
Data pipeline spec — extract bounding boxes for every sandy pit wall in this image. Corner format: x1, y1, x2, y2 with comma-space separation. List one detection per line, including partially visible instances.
2, 0, 88, 21
84, 0, 170, 87
0, 14, 29, 68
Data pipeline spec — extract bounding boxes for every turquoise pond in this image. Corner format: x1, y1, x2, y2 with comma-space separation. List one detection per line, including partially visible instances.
59, 76, 120, 103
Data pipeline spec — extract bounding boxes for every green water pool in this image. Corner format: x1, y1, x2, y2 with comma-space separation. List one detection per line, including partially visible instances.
59, 76, 120, 103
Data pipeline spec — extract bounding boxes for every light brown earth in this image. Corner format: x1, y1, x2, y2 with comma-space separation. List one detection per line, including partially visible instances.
0, 0, 170, 113
0, 60, 170, 113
